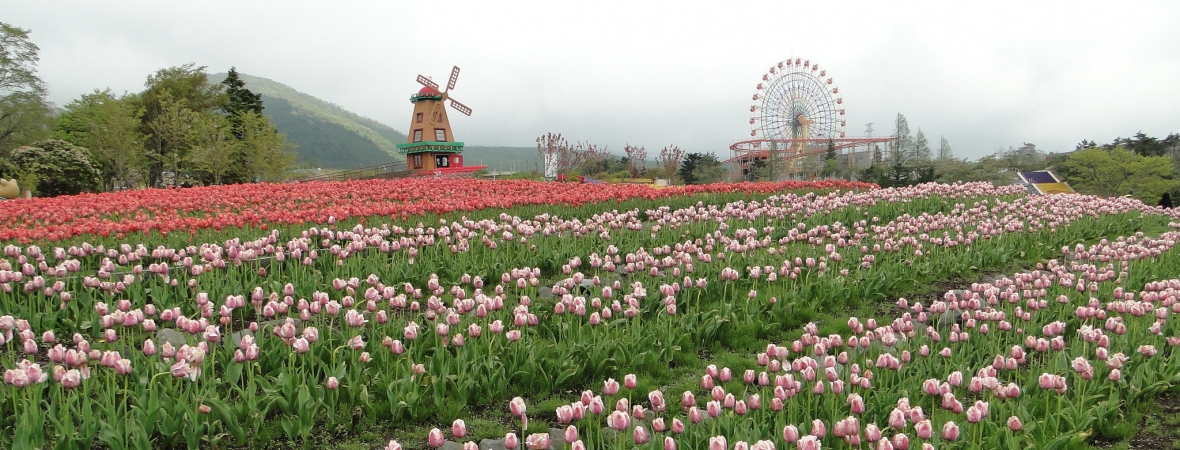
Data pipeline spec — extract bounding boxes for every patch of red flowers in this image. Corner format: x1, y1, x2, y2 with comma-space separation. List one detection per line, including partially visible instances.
0, 179, 874, 243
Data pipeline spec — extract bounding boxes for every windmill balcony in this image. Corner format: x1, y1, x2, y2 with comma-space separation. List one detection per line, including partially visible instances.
410, 93, 444, 103
396, 141, 465, 155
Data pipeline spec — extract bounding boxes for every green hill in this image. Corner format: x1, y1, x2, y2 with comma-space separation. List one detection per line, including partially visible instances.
209, 73, 545, 172
209, 72, 406, 169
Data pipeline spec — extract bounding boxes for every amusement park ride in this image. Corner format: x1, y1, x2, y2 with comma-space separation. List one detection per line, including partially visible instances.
728, 58, 896, 178
395, 66, 486, 176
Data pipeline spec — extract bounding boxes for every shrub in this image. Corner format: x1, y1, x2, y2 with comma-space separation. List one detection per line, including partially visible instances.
2, 139, 101, 196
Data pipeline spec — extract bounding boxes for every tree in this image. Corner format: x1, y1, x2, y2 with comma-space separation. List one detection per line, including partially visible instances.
0, 22, 52, 156
623, 143, 647, 178
938, 136, 952, 160
801, 153, 821, 179
821, 139, 840, 178
745, 158, 769, 182
0, 139, 101, 196
913, 129, 931, 162
933, 155, 1013, 186
679, 152, 725, 185
139, 64, 224, 186
678, 153, 702, 185
536, 132, 568, 178
236, 111, 294, 182
218, 67, 268, 184
574, 143, 612, 177
53, 90, 147, 190
1063, 147, 1177, 202
146, 92, 196, 186
1000, 143, 1046, 172
656, 144, 684, 181
221, 67, 263, 137
892, 114, 912, 166
872, 145, 883, 165
189, 114, 236, 185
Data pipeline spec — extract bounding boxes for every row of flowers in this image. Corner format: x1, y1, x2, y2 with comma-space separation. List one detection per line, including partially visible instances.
0, 182, 1177, 449
0, 178, 875, 243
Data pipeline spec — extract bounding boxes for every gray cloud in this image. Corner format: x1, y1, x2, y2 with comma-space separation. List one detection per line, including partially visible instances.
9, 0, 1179, 160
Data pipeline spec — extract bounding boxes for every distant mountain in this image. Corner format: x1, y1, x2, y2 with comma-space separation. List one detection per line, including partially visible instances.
209, 73, 544, 172
460, 146, 542, 173
209, 72, 406, 169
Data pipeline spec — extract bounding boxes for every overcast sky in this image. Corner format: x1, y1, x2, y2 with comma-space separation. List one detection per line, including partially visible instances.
8, 1, 1179, 160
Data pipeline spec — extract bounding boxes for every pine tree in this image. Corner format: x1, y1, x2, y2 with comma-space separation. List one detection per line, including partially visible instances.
893, 114, 912, 166
938, 136, 953, 160
222, 67, 263, 137
221, 68, 266, 184
914, 129, 931, 161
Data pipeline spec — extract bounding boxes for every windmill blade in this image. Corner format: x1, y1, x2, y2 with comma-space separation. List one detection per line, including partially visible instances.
447, 66, 460, 92
449, 98, 472, 116
417, 75, 439, 89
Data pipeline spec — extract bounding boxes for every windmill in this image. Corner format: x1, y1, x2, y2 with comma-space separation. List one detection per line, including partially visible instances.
397, 66, 484, 174
416, 66, 473, 121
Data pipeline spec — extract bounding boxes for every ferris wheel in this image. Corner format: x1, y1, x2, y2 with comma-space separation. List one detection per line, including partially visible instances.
749, 58, 846, 142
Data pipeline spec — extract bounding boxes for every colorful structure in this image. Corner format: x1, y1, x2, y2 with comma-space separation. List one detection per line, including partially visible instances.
728, 59, 895, 178
1018, 170, 1076, 195
396, 66, 485, 175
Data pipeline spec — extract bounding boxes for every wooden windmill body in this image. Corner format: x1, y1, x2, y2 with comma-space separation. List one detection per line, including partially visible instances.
397, 66, 481, 173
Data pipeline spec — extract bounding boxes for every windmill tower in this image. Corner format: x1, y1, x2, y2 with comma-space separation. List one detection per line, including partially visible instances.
397, 66, 479, 172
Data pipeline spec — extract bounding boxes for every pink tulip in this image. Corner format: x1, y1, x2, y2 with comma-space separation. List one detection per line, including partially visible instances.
1007, 416, 1023, 431
811, 419, 826, 437
143, 339, 157, 356
607, 410, 630, 431
634, 426, 651, 444
783, 425, 800, 443
504, 433, 518, 450
624, 373, 637, 389
915, 420, 933, 439
292, 338, 310, 353
428, 428, 445, 448
849, 393, 866, 414
709, 436, 727, 450
941, 421, 959, 441
797, 436, 820, 450
525, 433, 550, 450
510, 396, 527, 417
665, 436, 677, 450
891, 433, 909, 450
888, 408, 906, 430
689, 406, 704, 424
661, 418, 681, 436
865, 423, 882, 442
452, 419, 466, 438
326, 377, 339, 390
701, 374, 714, 389
966, 406, 983, 423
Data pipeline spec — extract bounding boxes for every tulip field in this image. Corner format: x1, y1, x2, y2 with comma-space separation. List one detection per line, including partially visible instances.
1, 178, 1179, 450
